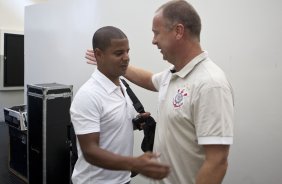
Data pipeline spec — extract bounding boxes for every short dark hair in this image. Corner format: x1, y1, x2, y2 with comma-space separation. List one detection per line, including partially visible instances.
157, 0, 201, 40
92, 26, 127, 51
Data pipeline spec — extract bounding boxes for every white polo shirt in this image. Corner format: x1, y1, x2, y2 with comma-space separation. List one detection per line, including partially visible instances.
151, 51, 234, 184
70, 69, 136, 184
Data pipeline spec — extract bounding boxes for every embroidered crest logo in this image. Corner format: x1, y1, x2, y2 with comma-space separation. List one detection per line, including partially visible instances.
173, 88, 188, 108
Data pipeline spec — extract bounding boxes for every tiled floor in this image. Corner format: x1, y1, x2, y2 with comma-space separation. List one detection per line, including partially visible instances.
0, 122, 27, 184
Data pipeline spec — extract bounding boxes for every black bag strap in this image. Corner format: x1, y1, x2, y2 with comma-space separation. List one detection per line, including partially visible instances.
120, 78, 156, 153
120, 79, 145, 113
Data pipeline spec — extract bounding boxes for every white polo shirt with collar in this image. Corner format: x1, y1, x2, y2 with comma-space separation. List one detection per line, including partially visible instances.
151, 51, 234, 184
70, 69, 136, 184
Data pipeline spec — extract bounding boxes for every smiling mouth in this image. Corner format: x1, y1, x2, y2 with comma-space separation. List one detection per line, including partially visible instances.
121, 65, 128, 69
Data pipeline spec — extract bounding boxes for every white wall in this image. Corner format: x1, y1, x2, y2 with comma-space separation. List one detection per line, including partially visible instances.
25, 0, 282, 183
0, 0, 47, 122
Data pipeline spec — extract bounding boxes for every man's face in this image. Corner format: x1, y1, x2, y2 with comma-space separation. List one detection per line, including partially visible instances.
96, 38, 130, 81
152, 12, 175, 62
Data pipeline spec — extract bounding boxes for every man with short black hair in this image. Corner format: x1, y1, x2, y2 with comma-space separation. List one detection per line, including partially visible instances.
71, 26, 170, 184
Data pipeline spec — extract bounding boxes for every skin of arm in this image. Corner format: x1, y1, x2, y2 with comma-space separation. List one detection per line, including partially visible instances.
77, 132, 170, 180
195, 145, 230, 184
124, 65, 156, 92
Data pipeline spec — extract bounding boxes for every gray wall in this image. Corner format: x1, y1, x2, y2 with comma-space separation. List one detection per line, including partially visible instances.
0, 1, 23, 122
0, 0, 45, 122
25, 0, 282, 183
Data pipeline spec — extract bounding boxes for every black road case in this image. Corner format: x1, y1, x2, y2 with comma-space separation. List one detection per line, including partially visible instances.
4, 105, 28, 183
27, 83, 73, 184
8, 127, 28, 182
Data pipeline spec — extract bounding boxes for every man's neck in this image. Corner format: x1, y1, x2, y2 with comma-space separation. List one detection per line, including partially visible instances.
174, 42, 203, 72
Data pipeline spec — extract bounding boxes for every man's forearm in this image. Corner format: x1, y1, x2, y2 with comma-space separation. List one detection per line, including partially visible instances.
195, 158, 228, 184
124, 65, 156, 91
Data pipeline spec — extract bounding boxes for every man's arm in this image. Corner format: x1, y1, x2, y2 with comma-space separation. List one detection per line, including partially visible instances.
77, 132, 170, 180
85, 49, 157, 91
195, 145, 230, 184
124, 65, 156, 91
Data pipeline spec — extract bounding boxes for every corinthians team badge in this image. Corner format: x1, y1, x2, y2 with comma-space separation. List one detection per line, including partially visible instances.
173, 88, 188, 108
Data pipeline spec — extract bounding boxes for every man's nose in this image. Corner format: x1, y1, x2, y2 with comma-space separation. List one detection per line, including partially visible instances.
152, 37, 157, 45
123, 52, 129, 61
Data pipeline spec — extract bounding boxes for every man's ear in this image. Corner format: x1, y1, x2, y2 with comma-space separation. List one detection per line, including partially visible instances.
175, 24, 184, 40
94, 48, 102, 60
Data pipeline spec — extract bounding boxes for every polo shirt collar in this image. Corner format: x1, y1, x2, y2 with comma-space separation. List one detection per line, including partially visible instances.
173, 51, 208, 78
91, 69, 120, 94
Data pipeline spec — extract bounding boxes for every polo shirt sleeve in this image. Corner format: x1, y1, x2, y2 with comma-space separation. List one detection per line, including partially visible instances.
152, 72, 163, 91
70, 89, 101, 135
193, 85, 234, 145
152, 70, 171, 91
